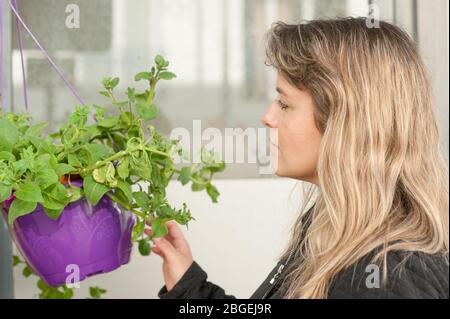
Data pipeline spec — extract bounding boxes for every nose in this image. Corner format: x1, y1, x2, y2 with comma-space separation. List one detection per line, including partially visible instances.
261, 104, 278, 128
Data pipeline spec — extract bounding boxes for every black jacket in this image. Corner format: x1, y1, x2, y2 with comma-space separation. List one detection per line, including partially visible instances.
157, 250, 448, 299
157, 207, 449, 299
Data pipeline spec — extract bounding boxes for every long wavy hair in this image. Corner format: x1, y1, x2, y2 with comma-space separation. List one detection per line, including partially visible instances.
265, 17, 449, 298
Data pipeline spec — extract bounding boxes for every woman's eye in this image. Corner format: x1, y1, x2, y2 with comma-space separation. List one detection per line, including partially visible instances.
277, 100, 289, 111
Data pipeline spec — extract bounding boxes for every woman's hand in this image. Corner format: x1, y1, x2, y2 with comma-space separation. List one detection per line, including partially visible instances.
145, 220, 193, 291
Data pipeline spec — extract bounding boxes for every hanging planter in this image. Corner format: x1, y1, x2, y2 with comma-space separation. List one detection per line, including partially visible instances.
0, 0, 225, 294
2, 191, 135, 287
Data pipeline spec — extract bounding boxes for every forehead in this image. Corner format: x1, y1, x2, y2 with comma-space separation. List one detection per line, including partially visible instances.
276, 72, 300, 96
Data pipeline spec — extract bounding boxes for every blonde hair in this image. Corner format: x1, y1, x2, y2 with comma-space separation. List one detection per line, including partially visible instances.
265, 18, 449, 298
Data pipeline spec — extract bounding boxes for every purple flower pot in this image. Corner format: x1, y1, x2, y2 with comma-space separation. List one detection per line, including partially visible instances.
2, 195, 135, 287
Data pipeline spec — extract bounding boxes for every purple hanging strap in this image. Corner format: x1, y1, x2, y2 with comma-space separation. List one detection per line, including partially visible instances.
1, 0, 4, 117
7, 0, 85, 106
12, 0, 28, 111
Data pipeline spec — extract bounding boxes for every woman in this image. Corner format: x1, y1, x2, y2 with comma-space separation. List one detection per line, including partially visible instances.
145, 17, 449, 299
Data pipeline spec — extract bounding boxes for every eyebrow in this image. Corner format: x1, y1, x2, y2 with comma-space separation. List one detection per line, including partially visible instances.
276, 86, 288, 96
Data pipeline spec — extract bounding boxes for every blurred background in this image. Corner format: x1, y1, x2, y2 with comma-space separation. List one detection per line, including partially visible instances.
1, 0, 448, 298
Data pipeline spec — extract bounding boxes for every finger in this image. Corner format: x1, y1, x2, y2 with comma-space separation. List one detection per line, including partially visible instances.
152, 237, 177, 261
143, 230, 166, 256
144, 228, 153, 237
146, 220, 181, 239
146, 220, 188, 250
152, 246, 162, 255
165, 221, 189, 250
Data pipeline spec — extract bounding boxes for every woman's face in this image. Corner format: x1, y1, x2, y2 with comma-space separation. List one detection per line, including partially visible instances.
262, 73, 322, 185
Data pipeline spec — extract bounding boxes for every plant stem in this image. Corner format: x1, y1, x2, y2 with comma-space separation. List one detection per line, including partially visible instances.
109, 89, 118, 103
145, 147, 170, 158
106, 193, 147, 219
76, 146, 170, 175
128, 101, 133, 115
147, 70, 160, 104
89, 128, 126, 143
173, 168, 209, 185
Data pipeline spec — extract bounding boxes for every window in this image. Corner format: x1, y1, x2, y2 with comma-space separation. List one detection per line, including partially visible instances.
5, 0, 448, 178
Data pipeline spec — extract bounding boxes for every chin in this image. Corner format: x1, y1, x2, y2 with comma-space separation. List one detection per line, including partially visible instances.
273, 167, 289, 177
276, 167, 316, 183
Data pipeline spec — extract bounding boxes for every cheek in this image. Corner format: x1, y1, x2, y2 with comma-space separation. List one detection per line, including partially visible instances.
279, 111, 322, 177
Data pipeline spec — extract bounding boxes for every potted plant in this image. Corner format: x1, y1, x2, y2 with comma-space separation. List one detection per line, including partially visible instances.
0, 55, 225, 297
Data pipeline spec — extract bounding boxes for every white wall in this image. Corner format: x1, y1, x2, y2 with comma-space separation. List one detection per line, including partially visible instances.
12, 0, 449, 299
417, 0, 449, 159
14, 177, 303, 299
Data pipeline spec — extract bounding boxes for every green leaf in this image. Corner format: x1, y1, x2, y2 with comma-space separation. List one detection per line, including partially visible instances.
134, 72, 152, 82
191, 182, 206, 192
0, 184, 12, 203
112, 101, 128, 107
177, 167, 191, 186
116, 180, 132, 202
83, 174, 109, 206
111, 133, 127, 151
105, 162, 116, 183
8, 199, 37, 226
110, 77, 119, 89
89, 286, 107, 299
102, 77, 119, 90
92, 166, 107, 184
0, 151, 16, 162
40, 139, 57, 154
127, 87, 135, 102
93, 104, 105, 120
45, 183, 70, 204
12, 159, 31, 176
53, 163, 75, 177
132, 220, 145, 241
34, 154, 51, 171
206, 184, 220, 203
12, 255, 21, 266
155, 55, 168, 68
68, 154, 82, 167
120, 112, 133, 126
117, 157, 130, 179
62, 286, 74, 299
15, 182, 44, 203
93, 162, 116, 186
42, 183, 70, 220
98, 117, 119, 128
0, 119, 20, 152
42, 192, 66, 210
28, 136, 45, 151
99, 91, 111, 98
136, 104, 158, 121
36, 169, 59, 190
151, 218, 169, 238
130, 151, 152, 180
84, 144, 111, 164
37, 279, 47, 291
25, 122, 48, 138
67, 185, 82, 203
22, 265, 33, 278
158, 71, 177, 80
138, 238, 151, 256
43, 206, 64, 220
69, 105, 89, 127
133, 191, 150, 211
